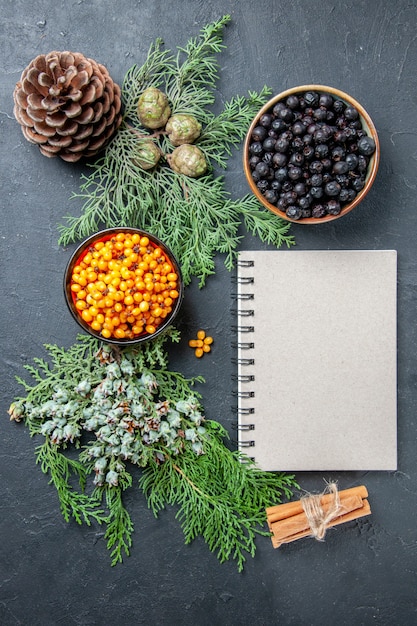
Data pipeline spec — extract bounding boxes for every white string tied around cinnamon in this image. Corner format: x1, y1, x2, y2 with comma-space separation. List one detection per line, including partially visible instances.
301, 482, 344, 541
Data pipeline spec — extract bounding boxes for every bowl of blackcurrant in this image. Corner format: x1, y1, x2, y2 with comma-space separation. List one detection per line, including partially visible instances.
243, 85, 380, 223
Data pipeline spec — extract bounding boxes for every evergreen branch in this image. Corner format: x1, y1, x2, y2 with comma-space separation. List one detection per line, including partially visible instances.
122, 39, 175, 120
35, 439, 105, 525
57, 17, 295, 284
103, 484, 134, 566
128, 327, 180, 370
239, 196, 296, 249
152, 370, 204, 402
166, 15, 230, 116
17, 337, 102, 409
198, 88, 273, 167
140, 420, 298, 572
10, 332, 298, 570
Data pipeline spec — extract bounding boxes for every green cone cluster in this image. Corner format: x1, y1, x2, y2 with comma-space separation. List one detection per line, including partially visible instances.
136, 87, 207, 177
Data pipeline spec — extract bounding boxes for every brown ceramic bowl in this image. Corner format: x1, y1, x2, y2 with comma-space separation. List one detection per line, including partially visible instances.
243, 85, 380, 224
64, 227, 184, 345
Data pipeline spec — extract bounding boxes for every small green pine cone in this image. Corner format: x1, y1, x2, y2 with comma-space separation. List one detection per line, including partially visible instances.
137, 87, 171, 129
132, 140, 161, 170
168, 144, 208, 177
165, 114, 202, 146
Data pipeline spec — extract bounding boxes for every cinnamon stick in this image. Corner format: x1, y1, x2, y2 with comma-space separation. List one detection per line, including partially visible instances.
270, 499, 371, 548
270, 494, 364, 541
266, 484, 371, 548
266, 485, 368, 526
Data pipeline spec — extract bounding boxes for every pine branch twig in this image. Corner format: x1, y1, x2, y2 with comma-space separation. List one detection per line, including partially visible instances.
57, 16, 295, 285
10, 333, 298, 570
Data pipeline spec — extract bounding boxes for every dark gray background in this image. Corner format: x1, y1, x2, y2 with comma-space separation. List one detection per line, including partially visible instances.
1, 1, 416, 624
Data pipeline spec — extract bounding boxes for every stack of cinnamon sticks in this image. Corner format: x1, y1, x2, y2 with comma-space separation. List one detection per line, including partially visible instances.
266, 484, 371, 548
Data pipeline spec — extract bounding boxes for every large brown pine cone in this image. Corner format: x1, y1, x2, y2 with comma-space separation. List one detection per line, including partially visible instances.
13, 51, 122, 162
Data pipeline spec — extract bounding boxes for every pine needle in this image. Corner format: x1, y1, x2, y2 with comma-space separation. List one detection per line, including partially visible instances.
57, 16, 295, 286
10, 333, 298, 569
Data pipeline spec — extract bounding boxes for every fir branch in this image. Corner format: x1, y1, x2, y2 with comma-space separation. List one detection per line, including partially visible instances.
166, 15, 230, 118
15, 336, 102, 418
122, 39, 174, 120
137, 172, 243, 286
152, 370, 204, 402
128, 327, 180, 370
140, 422, 298, 572
57, 17, 295, 285
10, 333, 298, 569
102, 483, 134, 566
198, 88, 272, 168
36, 439, 105, 525
239, 197, 296, 249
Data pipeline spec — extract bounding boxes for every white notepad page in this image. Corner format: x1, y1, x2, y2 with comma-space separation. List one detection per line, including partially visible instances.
237, 249, 397, 471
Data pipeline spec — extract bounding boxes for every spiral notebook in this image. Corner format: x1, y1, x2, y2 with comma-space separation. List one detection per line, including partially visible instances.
236, 249, 397, 472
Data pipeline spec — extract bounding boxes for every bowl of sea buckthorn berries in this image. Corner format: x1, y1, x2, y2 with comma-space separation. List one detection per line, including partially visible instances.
64, 228, 184, 344
244, 85, 380, 223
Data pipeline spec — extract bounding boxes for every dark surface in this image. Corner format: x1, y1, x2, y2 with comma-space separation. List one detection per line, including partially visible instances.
1, 1, 416, 625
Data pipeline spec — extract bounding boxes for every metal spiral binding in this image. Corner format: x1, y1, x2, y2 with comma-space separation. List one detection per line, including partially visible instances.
231, 342, 255, 350
239, 440, 255, 447
234, 258, 256, 458
231, 420, 255, 429
231, 374, 255, 383
230, 406, 255, 415
231, 325, 254, 333
237, 309, 254, 317
237, 276, 254, 284
237, 259, 254, 267
237, 423, 255, 431
232, 390, 255, 398
238, 407, 255, 415
233, 292, 254, 301
231, 357, 254, 366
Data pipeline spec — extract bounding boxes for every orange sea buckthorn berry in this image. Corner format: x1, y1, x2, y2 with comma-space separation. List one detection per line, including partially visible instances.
70, 231, 180, 340
187, 330, 214, 357
81, 309, 93, 323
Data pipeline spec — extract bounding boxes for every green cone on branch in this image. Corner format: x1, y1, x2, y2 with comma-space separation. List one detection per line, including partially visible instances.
166, 114, 202, 146
132, 140, 161, 170
168, 144, 208, 177
137, 87, 171, 129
